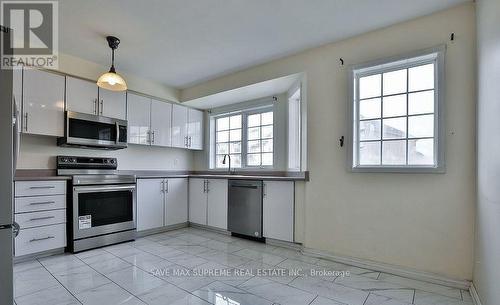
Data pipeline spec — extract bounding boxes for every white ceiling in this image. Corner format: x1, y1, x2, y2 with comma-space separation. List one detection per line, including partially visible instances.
59, 0, 468, 89
183, 73, 302, 109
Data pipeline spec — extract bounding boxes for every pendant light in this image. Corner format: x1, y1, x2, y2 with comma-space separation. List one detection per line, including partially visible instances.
97, 36, 127, 91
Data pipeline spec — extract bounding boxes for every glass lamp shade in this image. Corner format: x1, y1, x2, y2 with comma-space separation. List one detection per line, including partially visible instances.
97, 71, 127, 91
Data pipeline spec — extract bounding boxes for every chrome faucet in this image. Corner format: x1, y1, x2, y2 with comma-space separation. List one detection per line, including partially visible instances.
222, 154, 233, 174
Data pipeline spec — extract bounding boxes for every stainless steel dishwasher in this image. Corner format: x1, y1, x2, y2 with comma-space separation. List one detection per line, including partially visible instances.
228, 180, 263, 238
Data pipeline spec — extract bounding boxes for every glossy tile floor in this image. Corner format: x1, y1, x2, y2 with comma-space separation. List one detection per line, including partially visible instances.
14, 227, 473, 305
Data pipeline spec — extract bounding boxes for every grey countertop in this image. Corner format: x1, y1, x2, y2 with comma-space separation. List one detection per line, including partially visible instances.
15, 169, 309, 182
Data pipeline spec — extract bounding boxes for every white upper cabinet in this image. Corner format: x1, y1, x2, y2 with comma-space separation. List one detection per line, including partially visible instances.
263, 181, 294, 242
127, 93, 151, 145
22, 69, 65, 137
151, 99, 172, 147
206, 179, 228, 230
98, 88, 126, 120
165, 178, 188, 226
188, 178, 207, 225
13, 68, 22, 114
66, 76, 99, 115
137, 179, 165, 232
187, 108, 204, 150
172, 104, 188, 148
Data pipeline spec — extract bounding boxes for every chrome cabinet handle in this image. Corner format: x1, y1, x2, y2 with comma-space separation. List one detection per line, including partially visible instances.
100, 99, 103, 115
29, 186, 55, 189
30, 236, 55, 242
29, 201, 55, 205
161, 180, 165, 192
152, 131, 155, 144
188, 136, 192, 148
29, 216, 55, 221
206, 180, 209, 193
203, 180, 206, 193
263, 183, 267, 197
24, 112, 28, 131
93, 98, 97, 115
165, 180, 169, 193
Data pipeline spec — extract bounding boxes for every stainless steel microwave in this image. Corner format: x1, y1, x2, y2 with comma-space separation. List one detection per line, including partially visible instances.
58, 111, 128, 150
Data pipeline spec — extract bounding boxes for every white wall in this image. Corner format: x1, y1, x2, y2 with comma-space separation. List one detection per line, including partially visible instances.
18, 53, 194, 170
182, 3, 476, 279
18, 134, 192, 170
474, 0, 500, 303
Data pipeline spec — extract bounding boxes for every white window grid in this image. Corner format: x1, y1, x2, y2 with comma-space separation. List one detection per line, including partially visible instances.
215, 114, 242, 168
349, 46, 445, 173
213, 106, 274, 169
247, 111, 274, 167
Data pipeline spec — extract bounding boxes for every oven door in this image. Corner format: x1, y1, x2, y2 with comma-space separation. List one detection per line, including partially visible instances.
73, 184, 136, 240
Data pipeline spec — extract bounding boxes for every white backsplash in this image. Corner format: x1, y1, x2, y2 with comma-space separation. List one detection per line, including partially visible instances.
18, 134, 194, 170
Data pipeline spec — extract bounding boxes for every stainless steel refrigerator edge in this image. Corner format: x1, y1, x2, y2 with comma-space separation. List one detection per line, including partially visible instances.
0, 26, 16, 305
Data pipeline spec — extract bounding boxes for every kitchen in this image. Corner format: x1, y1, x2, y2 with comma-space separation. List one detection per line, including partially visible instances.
0, 1, 497, 305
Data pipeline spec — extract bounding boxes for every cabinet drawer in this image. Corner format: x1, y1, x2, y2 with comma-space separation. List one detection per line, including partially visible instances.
15, 195, 66, 213
15, 181, 66, 197
15, 210, 66, 229
15, 223, 66, 257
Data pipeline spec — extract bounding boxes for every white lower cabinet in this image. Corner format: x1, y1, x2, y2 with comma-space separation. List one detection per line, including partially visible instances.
137, 178, 188, 232
14, 180, 67, 257
189, 178, 228, 230
207, 179, 228, 230
188, 178, 207, 225
15, 223, 66, 257
137, 179, 164, 231
263, 181, 294, 242
165, 178, 188, 226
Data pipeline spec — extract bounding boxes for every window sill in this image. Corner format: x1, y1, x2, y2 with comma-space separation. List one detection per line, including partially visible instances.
350, 166, 445, 174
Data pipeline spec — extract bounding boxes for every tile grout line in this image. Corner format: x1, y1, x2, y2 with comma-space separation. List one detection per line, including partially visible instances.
35, 257, 84, 305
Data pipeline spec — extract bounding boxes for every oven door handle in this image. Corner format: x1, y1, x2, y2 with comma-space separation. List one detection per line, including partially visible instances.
74, 185, 136, 193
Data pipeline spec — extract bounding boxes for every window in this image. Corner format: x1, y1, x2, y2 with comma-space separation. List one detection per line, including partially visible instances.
213, 107, 274, 169
215, 114, 242, 168
247, 111, 274, 167
349, 47, 444, 172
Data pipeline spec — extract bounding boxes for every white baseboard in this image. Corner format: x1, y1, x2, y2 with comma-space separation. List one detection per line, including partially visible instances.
469, 283, 483, 305
302, 247, 471, 290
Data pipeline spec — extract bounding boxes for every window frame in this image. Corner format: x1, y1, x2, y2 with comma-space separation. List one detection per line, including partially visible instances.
348, 46, 446, 173
212, 105, 275, 170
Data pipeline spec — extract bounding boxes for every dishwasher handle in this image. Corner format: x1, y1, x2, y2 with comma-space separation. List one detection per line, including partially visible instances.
231, 184, 259, 189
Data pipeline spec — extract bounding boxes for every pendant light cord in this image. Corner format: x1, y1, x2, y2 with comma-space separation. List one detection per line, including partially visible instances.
109, 48, 116, 73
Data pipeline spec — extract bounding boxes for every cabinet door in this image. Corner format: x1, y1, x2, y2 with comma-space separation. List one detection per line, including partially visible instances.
98, 88, 126, 119
151, 99, 172, 147
22, 69, 65, 137
188, 178, 207, 225
165, 178, 188, 226
187, 108, 203, 150
66, 76, 98, 115
263, 181, 294, 242
207, 179, 228, 230
127, 93, 151, 145
171, 104, 188, 148
137, 179, 165, 231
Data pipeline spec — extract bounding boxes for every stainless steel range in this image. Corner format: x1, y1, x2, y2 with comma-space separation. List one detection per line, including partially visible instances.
57, 156, 136, 252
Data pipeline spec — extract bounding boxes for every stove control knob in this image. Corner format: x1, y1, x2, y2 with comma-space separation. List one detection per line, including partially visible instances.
110, 159, 116, 164
61, 157, 68, 163
71, 158, 77, 163
103, 159, 109, 164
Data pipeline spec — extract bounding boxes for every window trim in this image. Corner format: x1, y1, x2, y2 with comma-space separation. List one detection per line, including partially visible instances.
212, 105, 275, 170
347, 45, 446, 173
